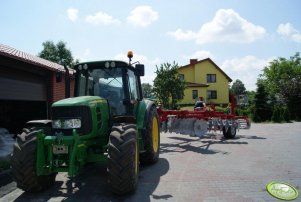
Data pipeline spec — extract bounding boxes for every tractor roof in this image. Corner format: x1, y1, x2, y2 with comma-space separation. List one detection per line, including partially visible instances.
75, 60, 129, 68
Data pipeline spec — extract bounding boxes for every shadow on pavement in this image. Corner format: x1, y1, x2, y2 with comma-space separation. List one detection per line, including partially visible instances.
237, 135, 267, 140
160, 133, 251, 155
13, 158, 170, 202
128, 158, 171, 202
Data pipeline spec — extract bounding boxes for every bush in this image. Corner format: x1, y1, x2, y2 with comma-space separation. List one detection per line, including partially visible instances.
271, 106, 291, 123
281, 106, 290, 122
215, 106, 227, 113
271, 106, 281, 122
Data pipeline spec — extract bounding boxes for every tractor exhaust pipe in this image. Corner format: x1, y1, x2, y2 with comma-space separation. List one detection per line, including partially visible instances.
63, 64, 70, 98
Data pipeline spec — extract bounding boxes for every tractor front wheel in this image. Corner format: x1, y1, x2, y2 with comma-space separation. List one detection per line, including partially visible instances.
140, 106, 160, 165
11, 127, 56, 192
107, 124, 139, 195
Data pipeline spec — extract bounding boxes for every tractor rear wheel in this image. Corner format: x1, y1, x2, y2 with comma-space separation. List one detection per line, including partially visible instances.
140, 106, 160, 165
11, 127, 56, 192
223, 125, 237, 139
107, 124, 139, 195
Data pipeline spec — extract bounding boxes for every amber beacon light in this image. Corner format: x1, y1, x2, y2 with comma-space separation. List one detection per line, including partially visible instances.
127, 50, 133, 59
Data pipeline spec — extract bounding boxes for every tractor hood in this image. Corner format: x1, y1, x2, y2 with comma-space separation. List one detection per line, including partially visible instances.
52, 96, 106, 107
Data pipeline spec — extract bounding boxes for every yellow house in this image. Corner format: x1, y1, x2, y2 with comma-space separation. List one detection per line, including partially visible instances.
177, 58, 232, 106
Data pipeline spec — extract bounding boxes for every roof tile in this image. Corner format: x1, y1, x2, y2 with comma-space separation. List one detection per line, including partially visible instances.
0, 44, 74, 73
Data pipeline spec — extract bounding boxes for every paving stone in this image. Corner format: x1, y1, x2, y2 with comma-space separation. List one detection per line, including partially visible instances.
1, 122, 300, 201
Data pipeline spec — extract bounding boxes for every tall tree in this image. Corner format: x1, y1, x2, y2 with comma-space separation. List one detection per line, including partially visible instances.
246, 90, 256, 105
38, 41, 79, 68
230, 79, 246, 95
261, 52, 301, 119
141, 83, 153, 98
153, 62, 186, 109
252, 80, 273, 122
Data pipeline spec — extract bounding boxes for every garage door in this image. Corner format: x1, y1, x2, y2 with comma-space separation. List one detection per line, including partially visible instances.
0, 67, 47, 101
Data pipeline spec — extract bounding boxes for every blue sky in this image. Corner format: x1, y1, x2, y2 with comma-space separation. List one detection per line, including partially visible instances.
1, 0, 301, 90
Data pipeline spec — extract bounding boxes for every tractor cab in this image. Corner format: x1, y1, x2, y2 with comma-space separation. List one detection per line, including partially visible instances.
74, 57, 144, 119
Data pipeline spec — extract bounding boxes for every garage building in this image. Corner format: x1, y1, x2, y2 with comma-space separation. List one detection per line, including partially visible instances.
0, 44, 74, 134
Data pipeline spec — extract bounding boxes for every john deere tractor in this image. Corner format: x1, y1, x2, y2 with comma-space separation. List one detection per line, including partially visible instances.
11, 52, 160, 195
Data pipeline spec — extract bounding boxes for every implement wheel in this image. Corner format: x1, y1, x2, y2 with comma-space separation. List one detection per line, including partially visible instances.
223, 125, 237, 139
107, 124, 139, 195
11, 127, 56, 192
140, 106, 160, 165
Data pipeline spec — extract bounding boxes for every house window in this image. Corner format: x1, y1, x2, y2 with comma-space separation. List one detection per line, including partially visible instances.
207, 90, 217, 99
178, 74, 184, 81
192, 90, 198, 99
207, 74, 216, 83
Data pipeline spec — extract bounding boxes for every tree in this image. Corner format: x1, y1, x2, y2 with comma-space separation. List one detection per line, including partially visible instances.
252, 80, 272, 122
246, 90, 256, 105
231, 79, 246, 95
38, 41, 79, 68
271, 106, 281, 123
261, 52, 301, 119
153, 62, 186, 109
141, 83, 153, 98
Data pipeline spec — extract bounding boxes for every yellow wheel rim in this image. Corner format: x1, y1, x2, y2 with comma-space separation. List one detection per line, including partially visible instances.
152, 117, 159, 153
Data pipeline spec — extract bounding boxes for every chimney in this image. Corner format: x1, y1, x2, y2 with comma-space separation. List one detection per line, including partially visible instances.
190, 59, 198, 65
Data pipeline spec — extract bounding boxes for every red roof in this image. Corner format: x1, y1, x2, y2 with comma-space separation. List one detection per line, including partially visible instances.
0, 44, 74, 73
179, 58, 232, 82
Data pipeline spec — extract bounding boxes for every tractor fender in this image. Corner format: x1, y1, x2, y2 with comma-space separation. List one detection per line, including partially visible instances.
136, 99, 156, 131
142, 99, 157, 130
26, 120, 52, 127
25, 120, 53, 136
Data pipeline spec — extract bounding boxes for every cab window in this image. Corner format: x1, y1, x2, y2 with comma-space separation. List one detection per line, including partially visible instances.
127, 70, 138, 100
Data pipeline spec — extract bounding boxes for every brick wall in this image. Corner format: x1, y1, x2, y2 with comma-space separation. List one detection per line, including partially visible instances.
51, 72, 75, 103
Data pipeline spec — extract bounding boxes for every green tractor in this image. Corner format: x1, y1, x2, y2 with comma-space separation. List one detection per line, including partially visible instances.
11, 52, 160, 195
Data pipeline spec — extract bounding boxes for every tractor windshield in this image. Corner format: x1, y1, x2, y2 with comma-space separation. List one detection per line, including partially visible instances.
76, 67, 126, 115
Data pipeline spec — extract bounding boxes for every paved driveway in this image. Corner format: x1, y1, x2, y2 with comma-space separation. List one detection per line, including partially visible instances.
1, 122, 301, 201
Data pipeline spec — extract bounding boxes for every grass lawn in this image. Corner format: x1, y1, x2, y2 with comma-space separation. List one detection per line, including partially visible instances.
180, 106, 194, 111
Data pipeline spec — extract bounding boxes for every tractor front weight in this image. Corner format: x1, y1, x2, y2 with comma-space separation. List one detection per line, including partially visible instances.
36, 130, 107, 177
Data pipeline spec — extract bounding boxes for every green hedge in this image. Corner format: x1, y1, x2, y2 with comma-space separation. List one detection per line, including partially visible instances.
271, 106, 290, 123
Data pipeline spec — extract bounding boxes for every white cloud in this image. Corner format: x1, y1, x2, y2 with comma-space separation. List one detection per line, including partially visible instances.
67, 8, 78, 22
168, 9, 266, 44
183, 50, 214, 61
86, 12, 120, 25
277, 23, 301, 43
221, 56, 274, 90
167, 29, 198, 41
127, 5, 159, 27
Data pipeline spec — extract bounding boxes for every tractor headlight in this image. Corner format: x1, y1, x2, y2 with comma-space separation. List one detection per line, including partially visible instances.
52, 119, 81, 129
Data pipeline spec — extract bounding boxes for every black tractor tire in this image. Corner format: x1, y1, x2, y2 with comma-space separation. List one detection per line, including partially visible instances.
107, 124, 139, 195
11, 127, 56, 192
140, 106, 160, 165
223, 125, 237, 139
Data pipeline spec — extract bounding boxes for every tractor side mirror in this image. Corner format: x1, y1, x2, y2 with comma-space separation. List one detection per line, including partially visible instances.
135, 64, 145, 76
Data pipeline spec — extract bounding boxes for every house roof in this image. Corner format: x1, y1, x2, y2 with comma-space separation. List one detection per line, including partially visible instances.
187, 82, 209, 87
0, 44, 74, 73
179, 58, 232, 82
